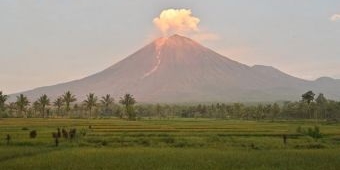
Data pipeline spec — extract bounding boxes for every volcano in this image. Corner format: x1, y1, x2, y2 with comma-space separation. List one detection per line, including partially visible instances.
11, 34, 340, 103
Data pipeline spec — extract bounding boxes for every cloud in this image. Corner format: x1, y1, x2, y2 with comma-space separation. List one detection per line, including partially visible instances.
330, 14, 340, 21
153, 9, 219, 42
153, 9, 200, 35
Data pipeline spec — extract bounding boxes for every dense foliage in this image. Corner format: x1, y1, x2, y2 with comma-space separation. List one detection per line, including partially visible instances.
0, 91, 340, 121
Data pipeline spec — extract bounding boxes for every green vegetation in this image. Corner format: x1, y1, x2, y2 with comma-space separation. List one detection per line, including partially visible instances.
83, 93, 98, 119
15, 94, 30, 118
1, 90, 340, 169
297, 125, 323, 141
1, 91, 340, 121
62, 91, 77, 114
37, 94, 50, 118
0, 91, 8, 113
2, 147, 340, 170
119, 93, 137, 120
1, 118, 340, 169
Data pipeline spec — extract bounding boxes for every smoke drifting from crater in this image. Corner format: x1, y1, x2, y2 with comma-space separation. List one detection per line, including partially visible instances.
153, 9, 200, 36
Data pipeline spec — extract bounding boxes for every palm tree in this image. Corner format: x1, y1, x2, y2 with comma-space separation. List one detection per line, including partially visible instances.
119, 94, 136, 120
314, 93, 327, 123
100, 94, 114, 115
62, 91, 77, 115
15, 94, 30, 118
302, 91, 315, 119
32, 101, 41, 117
8, 102, 16, 116
302, 91, 315, 104
0, 91, 8, 113
53, 97, 64, 117
37, 94, 50, 118
83, 93, 98, 118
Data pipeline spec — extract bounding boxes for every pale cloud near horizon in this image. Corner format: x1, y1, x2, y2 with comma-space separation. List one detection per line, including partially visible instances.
330, 14, 340, 21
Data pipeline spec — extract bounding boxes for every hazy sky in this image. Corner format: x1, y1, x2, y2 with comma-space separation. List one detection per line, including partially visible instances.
1, 0, 340, 94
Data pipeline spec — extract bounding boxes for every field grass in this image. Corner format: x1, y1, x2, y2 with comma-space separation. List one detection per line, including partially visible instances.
0, 118, 340, 169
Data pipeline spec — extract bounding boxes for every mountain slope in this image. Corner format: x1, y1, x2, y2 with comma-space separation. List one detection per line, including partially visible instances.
10, 34, 340, 103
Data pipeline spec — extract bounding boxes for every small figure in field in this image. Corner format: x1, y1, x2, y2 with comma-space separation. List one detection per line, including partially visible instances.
283, 134, 287, 145
62, 128, 68, 139
250, 143, 255, 149
6, 134, 11, 145
57, 128, 61, 138
89, 125, 92, 129
69, 128, 77, 140
55, 137, 59, 146
52, 132, 59, 147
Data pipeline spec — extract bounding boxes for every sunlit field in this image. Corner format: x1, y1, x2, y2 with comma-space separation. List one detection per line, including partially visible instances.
1, 118, 340, 170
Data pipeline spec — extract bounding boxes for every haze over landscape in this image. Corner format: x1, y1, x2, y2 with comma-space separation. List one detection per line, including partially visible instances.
1, 1, 340, 95
10, 34, 340, 103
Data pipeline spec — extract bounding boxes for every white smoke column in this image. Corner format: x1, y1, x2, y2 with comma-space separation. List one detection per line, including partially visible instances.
153, 9, 200, 36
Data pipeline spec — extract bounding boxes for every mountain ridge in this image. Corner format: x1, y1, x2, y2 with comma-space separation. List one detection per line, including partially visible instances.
8, 34, 340, 103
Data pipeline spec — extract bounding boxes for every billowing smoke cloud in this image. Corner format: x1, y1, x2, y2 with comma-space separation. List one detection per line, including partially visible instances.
330, 14, 340, 21
153, 9, 200, 35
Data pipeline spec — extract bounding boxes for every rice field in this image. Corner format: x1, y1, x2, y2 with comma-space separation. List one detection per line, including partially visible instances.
1, 118, 340, 169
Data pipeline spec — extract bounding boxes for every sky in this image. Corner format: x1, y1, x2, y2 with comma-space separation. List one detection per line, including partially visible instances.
1, 0, 340, 94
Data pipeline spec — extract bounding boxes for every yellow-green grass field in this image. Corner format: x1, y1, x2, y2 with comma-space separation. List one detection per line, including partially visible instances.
1, 118, 340, 170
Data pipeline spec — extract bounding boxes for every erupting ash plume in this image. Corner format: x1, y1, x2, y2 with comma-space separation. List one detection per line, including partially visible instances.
153, 9, 200, 36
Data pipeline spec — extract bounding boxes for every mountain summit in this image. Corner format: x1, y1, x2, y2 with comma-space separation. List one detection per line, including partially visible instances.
11, 34, 340, 102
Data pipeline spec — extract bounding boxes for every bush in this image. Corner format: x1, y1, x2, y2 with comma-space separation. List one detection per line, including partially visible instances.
296, 126, 303, 134
294, 143, 325, 149
101, 140, 108, 146
296, 126, 322, 141
307, 126, 322, 141
22, 127, 29, 131
62, 128, 68, 139
162, 136, 175, 144
29, 130, 37, 138
69, 128, 77, 139
173, 140, 192, 148
207, 135, 221, 142
174, 141, 187, 148
79, 128, 87, 136
52, 132, 58, 138
137, 138, 151, 146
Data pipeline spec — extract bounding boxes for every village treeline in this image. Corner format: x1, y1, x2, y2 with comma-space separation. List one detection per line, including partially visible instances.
0, 90, 339, 121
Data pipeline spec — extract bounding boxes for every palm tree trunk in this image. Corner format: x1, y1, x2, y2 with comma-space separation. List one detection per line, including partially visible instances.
42, 106, 45, 118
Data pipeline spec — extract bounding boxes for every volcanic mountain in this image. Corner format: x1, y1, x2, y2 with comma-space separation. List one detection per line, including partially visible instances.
11, 34, 340, 103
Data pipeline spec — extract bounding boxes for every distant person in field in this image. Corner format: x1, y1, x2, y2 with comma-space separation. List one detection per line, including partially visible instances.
6, 134, 11, 145
283, 134, 287, 145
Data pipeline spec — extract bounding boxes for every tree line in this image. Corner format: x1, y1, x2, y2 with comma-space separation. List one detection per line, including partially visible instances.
0, 91, 136, 120
0, 90, 340, 121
